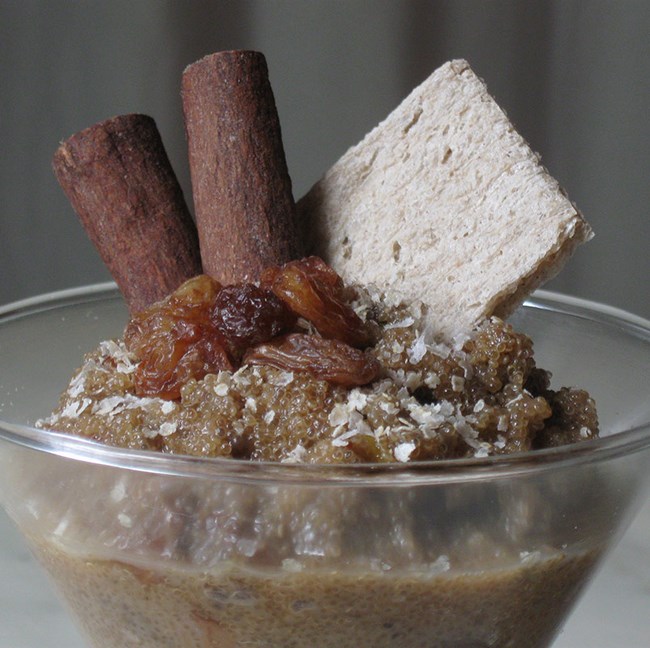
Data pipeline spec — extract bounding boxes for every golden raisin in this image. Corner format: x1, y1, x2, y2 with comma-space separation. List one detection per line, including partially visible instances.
125, 275, 234, 400
261, 256, 371, 348
244, 333, 380, 386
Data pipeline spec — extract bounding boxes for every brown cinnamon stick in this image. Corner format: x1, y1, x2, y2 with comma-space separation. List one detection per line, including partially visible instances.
182, 50, 302, 284
53, 114, 202, 313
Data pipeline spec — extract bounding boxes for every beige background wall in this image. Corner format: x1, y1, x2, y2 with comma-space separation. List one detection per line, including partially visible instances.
1, 1, 648, 317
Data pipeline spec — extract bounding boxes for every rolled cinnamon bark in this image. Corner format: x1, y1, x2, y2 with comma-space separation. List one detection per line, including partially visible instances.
182, 50, 302, 284
53, 114, 202, 313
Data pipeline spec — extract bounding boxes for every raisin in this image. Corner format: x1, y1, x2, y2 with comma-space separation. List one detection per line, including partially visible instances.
125, 275, 234, 400
211, 284, 296, 357
261, 256, 371, 348
244, 333, 380, 387
262, 256, 343, 290
346, 434, 389, 462
167, 273, 221, 317
123, 259, 381, 398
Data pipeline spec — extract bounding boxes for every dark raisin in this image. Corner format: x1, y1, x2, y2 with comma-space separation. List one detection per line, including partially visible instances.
211, 284, 296, 357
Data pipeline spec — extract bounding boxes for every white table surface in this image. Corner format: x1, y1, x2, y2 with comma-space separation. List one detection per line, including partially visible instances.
1, 496, 649, 648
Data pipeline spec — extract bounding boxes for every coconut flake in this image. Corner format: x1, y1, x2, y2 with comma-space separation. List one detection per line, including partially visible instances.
407, 401, 448, 430
91, 393, 163, 418
161, 401, 176, 415
282, 444, 307, 463
473, 443, 490, 458
214, 383, 229, 397
93, 396, 127, 417
347, 389, 368, 411
394, 441, 416, 462
59, 398, 91, 419
424, 371, 441, 389
451, 331, 471, 352
384, 316, 415, 330
158, 421, 177, 437
408, 334, 427, 364
332, 428, 363, 447
348, 411, 372, 437
454, 415, 481, 450
328, 403, 350, 427
68, 369, 88, 398
378, 399, 399, 416
272, 371, 295, 387
99, 339, 137, 374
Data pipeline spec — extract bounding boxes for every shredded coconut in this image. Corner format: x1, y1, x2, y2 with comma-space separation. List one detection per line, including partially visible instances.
404, 371, 422, 390
281, 444, 307, 463
58, 397, 91, 419
473, 443, 490, 458
161, 401, 176, 415
67, 369, 88, 398
384, 316, 415, 330
424, 372, 441, 389
272, 371, 294, 387
91, 394, 163, 418
347, 389, 368, 411
394, 441, 416, 462
454, 416, 481, 450
332, 428, 362, 447
451, 331, 471, 351
214, 383, 229, 397
328, 404, 350, 427
158, 422, 177, 437
408, 333, 428, 364
99, 339, 137, 374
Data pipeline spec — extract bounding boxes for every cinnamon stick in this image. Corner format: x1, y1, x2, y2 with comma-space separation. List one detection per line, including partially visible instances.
182, 50, 302, 284
53, 114, 202, 313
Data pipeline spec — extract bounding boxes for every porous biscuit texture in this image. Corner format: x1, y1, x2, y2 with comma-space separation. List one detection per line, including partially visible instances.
299, 59, 591, 341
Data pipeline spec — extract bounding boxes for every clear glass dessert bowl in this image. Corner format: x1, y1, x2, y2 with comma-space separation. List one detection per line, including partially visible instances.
1, 285, 649, 648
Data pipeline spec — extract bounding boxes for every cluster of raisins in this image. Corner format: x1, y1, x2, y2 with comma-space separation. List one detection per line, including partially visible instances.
125, 257, 379, 399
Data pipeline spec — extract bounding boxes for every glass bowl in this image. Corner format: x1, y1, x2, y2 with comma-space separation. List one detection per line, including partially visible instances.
1, 285, 649, 648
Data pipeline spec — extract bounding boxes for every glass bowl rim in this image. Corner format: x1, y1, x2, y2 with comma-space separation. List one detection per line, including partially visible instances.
1, 283, 650, 487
